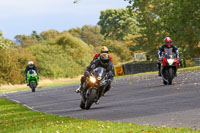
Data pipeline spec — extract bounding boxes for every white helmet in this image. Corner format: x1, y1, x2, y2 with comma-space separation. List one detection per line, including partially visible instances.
28, 61, 34, 65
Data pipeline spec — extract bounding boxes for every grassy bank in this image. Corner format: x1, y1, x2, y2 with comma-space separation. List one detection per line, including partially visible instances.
1, 66, 200, 94
0, 78, 80, 94
0, 98, 199, 133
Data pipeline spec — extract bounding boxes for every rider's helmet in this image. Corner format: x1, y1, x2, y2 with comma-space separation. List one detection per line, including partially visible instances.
163, 37, 172, 48
28, 61, 34, 68
100, 46, 109, 53
99, 53, 110, 66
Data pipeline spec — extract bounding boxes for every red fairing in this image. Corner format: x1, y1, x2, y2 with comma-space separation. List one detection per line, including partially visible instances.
166, 44, 172, 47
174, 58, 179, 67
162, 57, 167, 66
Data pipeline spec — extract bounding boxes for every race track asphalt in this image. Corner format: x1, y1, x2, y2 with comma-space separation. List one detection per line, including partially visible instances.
3, 71, 200, 129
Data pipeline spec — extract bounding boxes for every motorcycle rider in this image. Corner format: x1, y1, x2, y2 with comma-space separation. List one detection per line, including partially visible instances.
93, 46, 113, 63
24, 61, 39, 85
76, 53, 114, 103
158, 37, 179, 77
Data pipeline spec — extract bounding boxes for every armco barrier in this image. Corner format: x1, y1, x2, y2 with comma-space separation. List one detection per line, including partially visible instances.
123, 62, 157, 75
194, 58, 200, 66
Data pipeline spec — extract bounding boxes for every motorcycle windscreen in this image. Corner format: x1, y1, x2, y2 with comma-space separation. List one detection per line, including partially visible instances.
92, 67, 106, 79
164, 48, 174, 59
29, 70, 35, 74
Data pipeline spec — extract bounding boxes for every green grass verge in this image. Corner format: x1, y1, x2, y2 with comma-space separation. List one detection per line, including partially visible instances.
0, 81, 80, 94
0, 98, 199, 133
177, 66, 200, 72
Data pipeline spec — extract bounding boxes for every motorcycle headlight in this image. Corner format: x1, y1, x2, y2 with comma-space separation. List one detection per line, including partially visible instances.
167, 59, 174, 65
90, 76, 96, 83
97, 76, 102, 80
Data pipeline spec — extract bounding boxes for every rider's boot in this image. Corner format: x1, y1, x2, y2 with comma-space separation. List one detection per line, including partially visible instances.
75, 85, 83, 93
158, 70, 161, 77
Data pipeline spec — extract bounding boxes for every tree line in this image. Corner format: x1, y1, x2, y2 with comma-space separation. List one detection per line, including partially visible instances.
1, 0, 199, 84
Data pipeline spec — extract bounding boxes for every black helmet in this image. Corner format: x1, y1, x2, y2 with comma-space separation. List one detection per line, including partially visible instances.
100, 53, 110, 66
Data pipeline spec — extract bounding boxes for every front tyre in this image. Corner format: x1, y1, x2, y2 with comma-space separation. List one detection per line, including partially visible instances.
168, 67, 174, 85
30, 82, 37, 92
163, 80, 168, 85
85, 89, 97, 110
80, 100, 85, 109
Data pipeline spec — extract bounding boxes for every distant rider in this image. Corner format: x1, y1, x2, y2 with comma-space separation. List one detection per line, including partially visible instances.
158, 37, 179, 76
24, 61, 39, 85
76, 53, 114, 103
93, 46, 113, 63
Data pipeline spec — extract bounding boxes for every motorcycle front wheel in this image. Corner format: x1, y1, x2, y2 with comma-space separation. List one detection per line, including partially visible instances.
30, 82, 37, 92
85, 89, 97, 110
168, 67, 174, 85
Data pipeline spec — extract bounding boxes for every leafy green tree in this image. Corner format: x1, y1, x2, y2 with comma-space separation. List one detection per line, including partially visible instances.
0, 31, 3, 38
40, 30, 59, 40
105, 40, 132, 61
31, 31, 44, 42
0, 32, 16, 49
0, 38, 13, 49
126, 0, 200, 59
68, 25, 104, 46
15, 34, 38, 48
15, 31, 44, 48
98, 8, 139, 40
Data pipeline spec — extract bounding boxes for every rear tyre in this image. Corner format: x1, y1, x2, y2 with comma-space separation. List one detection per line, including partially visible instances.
85, 89, 97, 110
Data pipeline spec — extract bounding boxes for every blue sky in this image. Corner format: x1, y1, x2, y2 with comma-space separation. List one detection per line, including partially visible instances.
0, 0, 130, 40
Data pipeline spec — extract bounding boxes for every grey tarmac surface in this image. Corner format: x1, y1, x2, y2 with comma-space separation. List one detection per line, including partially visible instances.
3, 71, 200, 129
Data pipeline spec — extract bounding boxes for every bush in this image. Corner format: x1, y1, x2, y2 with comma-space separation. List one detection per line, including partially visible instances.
105, 40, 132, 62
0, 49, 36, 84
185, 60, 195, 67
27, 33, 94, 78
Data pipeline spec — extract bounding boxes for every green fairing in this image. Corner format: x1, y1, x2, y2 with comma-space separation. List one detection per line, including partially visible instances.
27, 70, 38, 84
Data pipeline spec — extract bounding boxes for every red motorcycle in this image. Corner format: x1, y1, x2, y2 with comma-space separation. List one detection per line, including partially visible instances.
160, 48, 179, 85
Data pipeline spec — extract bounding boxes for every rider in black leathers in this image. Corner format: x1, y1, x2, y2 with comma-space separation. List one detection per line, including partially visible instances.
76, 53, 114, 98
158, 37, 179, 76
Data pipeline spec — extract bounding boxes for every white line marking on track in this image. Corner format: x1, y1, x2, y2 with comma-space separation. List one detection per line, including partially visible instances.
4, 94, 39, 112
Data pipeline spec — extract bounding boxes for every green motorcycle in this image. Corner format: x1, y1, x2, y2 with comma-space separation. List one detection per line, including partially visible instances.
27, 70, 39, 92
